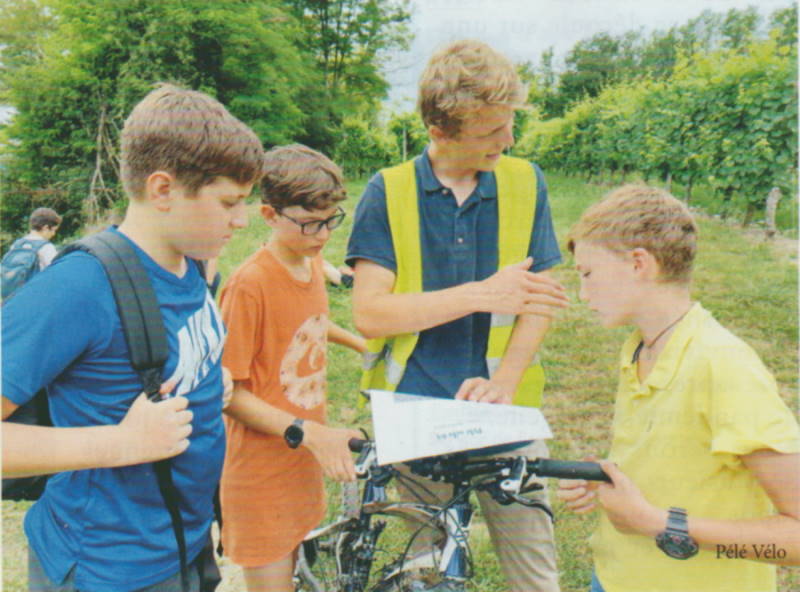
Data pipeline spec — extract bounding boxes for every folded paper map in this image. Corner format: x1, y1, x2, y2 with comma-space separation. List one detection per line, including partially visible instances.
368, 389, 553, 465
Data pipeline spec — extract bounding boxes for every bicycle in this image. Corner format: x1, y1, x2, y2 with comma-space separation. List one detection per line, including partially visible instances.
294, 438, 610, 592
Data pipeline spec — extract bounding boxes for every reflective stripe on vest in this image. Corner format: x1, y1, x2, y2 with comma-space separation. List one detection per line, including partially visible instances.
360, 155, 545, 407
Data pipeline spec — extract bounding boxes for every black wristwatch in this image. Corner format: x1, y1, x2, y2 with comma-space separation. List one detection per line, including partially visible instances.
284, 418, 305, 449
655, 507, 699, 559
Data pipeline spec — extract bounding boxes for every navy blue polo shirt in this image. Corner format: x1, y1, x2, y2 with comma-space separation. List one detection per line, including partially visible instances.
346, 147, 561, 399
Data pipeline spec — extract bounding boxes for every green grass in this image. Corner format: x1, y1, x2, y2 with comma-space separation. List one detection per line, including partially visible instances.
3, 174, 798, 591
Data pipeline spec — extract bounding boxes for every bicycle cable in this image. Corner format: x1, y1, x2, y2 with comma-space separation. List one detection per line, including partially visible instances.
393, 475, 482, 584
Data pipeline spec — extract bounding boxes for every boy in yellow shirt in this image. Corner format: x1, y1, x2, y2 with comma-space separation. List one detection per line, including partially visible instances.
558, 185, 800, 592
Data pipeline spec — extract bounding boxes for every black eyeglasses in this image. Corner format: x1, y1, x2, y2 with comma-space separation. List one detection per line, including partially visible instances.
278, 206, 346, 236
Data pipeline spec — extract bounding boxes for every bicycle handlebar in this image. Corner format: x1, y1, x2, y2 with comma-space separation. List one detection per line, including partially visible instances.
347, 438, 610, 483
348, 438, 367, 453
530, 458, 611, 483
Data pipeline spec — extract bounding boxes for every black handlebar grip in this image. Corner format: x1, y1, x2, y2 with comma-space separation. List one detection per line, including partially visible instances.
534, 459, 611, 483
348, 438, 367, 453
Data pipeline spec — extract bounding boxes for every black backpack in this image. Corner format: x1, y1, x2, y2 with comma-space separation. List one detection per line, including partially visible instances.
1, 237, 49, 301
1, 229, 221, 592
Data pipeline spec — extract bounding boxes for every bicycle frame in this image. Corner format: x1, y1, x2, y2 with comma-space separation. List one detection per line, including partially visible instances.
295, 442, 608, 591
298, 454, 479, 591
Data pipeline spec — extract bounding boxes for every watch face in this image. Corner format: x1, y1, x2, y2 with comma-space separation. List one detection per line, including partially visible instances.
285, 424, 304, 448
656, 532, 699, 559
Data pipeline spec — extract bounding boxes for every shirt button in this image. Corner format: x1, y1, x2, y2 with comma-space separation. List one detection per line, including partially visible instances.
457, 237, 464, 244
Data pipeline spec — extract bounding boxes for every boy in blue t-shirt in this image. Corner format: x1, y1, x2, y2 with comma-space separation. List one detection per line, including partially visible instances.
1, 84, 264, 592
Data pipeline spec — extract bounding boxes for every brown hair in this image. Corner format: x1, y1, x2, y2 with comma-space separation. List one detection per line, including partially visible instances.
567, 185, 698, 283
120, 83, 264, 200
261, 144, 347, 211
29, 207, 62, 231
418, 39, 527, 137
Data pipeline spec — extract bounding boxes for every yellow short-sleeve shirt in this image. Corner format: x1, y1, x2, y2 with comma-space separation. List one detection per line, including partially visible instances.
591, 303, 800, 592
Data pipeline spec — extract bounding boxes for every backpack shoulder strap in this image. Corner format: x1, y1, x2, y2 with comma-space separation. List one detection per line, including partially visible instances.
3, 238, 47, 259
56, 230, 168, 397
192, 259, 221, 297
18, 238, 48, 251
55, 229, 190, 592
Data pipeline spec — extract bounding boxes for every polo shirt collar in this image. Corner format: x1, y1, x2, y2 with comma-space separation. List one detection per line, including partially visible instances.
417, 145, 498, 200
620, 302, 708, 391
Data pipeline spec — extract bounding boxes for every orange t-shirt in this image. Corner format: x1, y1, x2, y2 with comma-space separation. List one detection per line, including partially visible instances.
219, 246, 328, 567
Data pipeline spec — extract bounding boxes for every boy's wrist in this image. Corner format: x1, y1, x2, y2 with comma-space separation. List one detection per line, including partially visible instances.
489, 376, 518, 399
463, 280, 492, 314
642, 506, 670, 537
104, 424, 136, 468
301, 420, 322, 448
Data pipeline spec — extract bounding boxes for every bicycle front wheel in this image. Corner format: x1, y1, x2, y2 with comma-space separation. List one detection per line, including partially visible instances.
366, 502, 466, 592
296, 514, 389, 592
371, 550, 464, 592
295, 502, 463, 592
295, 517, 352, 592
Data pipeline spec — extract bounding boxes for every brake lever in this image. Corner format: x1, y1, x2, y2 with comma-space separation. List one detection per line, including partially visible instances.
499, 456, 526, 495
505, 492, 554, 519
354, 442, 376, 478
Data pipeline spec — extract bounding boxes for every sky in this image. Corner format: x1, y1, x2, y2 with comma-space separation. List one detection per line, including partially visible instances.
383, 0, 795, 108
0, 0, 792, 124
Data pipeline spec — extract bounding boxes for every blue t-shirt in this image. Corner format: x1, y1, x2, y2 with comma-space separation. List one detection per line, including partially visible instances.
2, 229, 226, 592
346, 148, 562, 398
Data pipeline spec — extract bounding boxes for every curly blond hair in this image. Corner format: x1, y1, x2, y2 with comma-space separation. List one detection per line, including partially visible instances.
567, 185, 698, 283
418, 39, 527, 137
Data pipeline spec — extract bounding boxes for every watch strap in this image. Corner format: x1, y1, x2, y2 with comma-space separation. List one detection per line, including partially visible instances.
665, 506, 689, 533
656, 506, 699, 559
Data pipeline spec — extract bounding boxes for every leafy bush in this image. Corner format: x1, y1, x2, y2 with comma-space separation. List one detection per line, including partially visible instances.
333, 116, 398, 180
517, 38, 798, 225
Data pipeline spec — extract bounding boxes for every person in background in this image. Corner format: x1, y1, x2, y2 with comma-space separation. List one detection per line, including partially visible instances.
0, 207, 62, 301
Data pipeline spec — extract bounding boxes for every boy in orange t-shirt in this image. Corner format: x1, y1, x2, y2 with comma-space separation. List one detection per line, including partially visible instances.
219, 144, 366, 592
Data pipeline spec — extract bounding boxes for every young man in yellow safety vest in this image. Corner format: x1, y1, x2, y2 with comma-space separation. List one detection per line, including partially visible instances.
346, 40, 570, 592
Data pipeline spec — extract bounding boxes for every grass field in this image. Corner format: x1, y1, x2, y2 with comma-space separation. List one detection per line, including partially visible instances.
3, 173, 798, 591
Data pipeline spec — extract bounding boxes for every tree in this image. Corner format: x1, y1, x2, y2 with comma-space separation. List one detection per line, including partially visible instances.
281, 0, 411, 150
387, 110, 426, 161
1, 0, 413, 241
769, 5, 798, 50
720, 6, 760, 51
555, 31, 640, 114
517, 36, 797, 225
0, 0, 56, 99
638, 28, 680, 80
333, 115, 396, 179
676, 9, 724, 54
0, 0, 313, 239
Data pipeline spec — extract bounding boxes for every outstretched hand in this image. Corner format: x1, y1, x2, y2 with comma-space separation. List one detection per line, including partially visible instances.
478, 257, 568, 317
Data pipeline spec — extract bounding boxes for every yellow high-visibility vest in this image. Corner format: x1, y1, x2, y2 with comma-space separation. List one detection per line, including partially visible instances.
360, 155, 545, 407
